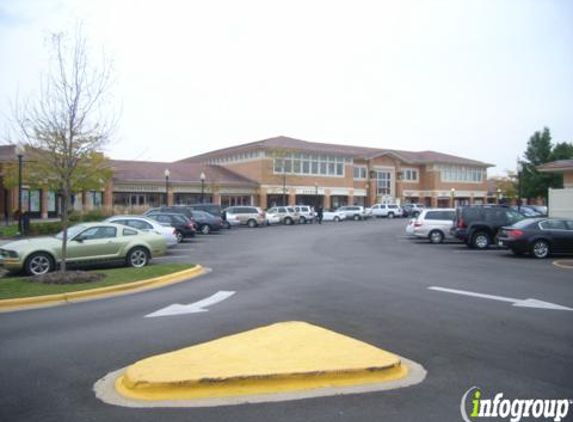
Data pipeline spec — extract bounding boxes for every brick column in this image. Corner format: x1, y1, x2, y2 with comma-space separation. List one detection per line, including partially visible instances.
167, 187, 174, 206
288, 188, 296, 206
41, 189, 49, 219
103, 182, 113, 213
348, 189, 354, 206
324, 189, 331, 209
213, 186, 221, 205
431, 194, 438, 208
259, 188, 267, 209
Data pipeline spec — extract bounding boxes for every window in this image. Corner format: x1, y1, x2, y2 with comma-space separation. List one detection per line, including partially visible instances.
540, 220, 568, 230
81, 226, 117, 240
125, 220, 153, 230
123, 228, 138, 236
376, 171, 391, 196
273, 154, 347, 177
402, 169, 418, 182
439, 165, 484, 183
353, 167, 367, 179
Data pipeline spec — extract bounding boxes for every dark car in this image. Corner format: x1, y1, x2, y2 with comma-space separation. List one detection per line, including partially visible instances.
189, 210, 224, 234
145, 206, 195, 220
498, 218, 573, 258
402, 204, 425, 218
145, 212, 197, 242
453, 205, 526, 249
188, 203, 230, 229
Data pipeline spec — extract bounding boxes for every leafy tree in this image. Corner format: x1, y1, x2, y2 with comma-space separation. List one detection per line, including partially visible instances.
520, 127, 573, 201
8, 28, 115, 272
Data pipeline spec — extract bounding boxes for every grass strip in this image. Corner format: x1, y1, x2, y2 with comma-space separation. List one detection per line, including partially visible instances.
0, 263, 195, 300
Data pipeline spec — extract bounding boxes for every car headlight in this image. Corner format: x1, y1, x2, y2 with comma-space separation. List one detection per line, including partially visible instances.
0, 249, 19, 259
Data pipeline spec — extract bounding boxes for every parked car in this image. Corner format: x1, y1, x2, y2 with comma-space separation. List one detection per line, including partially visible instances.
145, 212, 197, 242
402, 204, 425, 218
405, 218, 416, 236
293, 205, 316, 224
104, 215, 179, 248
498, 218, 573, 258
145, 206, 195, 221
267, 206, 300, 225
512, 206, 541, 218
224, 206, 266, 228
265, 212, 281, 225
453, 205, 526, 249
336, 205, 366, 221
370, 203, 403, 218
413, 208, 456, 243
188, 203, 230, 229
188, 210, 224, 234
0, 222, 167, 275
322, 210, 346, 222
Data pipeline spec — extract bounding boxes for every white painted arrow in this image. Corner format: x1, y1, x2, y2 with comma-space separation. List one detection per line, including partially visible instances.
145, 291, 236, 318
428, 286, 573, 311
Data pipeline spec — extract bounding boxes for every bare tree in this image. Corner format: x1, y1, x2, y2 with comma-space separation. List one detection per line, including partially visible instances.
10, 27, 115, 272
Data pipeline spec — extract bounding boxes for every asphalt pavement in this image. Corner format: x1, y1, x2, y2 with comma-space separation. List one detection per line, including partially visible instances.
1, 218, 572, 422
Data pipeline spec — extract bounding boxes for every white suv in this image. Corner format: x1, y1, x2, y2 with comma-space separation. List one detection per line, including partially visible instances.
336, 206, 366, 221
413, 208, 456, 243
370, 204, 403, 218
293, 205, 316, 224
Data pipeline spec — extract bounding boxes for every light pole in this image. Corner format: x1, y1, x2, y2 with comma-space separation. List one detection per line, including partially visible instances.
200, 171, 206, 203
164, 169, 170, 206
496, 188, 502, 204
450, 187, 456, 208
15, 144, 25, 235
516, 160, 523, 211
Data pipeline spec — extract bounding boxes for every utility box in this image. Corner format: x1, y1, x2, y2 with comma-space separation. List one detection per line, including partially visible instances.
548, 188, 573, 219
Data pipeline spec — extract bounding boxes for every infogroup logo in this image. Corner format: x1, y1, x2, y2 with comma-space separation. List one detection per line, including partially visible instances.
461, 386, 571, 422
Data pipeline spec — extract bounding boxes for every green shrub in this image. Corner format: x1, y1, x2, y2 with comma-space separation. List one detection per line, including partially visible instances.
79, 209, 111, 222
28, 221, 63, 236
0, 225, 19, 237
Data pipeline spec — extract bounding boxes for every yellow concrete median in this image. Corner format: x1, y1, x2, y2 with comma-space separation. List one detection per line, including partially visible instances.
0, 266, 206, 312
111, 321, 424, 405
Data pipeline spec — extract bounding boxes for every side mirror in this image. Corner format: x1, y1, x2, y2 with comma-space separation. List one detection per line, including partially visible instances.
74, 236, 85, 243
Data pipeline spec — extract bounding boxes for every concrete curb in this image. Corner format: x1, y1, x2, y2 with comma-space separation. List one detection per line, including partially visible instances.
0, 265, 206, 312
95, 322, 427, 407
95, 358, 426, 408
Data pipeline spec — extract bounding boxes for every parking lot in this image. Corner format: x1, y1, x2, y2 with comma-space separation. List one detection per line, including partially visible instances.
1, 217, 572, 422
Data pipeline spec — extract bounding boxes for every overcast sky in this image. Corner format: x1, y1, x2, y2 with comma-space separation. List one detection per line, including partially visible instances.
1, 0, 572, 175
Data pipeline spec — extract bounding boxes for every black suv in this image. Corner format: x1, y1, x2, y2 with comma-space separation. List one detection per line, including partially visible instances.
453, 205, 526, 249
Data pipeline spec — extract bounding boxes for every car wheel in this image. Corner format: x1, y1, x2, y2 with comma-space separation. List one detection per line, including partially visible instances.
285, 217, 293, 225
175, 231, 184, 243
299, 216, 306, 224
127, 247, 149, 268
247, 219, 258, 228
531, 240, 550, 259
201, 225, 211, 235
353, 214, 360, 221
25, 252, 54, 276
472, 232, 491, 250
333, 216, 340, 222
429, 230, 444, 244
388, 213, 394, 219
223, 221, 231, 229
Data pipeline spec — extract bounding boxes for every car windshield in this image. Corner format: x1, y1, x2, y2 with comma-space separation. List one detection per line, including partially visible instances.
55, 225, 87, 240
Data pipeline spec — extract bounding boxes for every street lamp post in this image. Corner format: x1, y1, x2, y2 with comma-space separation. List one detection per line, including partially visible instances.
16, 144, 25, 235
516, 161, 523, 211
164, 169, 170, 206
200, 172, 206, 203
450, 187, 456, 208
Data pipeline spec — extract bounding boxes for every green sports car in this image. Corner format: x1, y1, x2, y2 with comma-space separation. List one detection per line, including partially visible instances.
0, 222, 168, 276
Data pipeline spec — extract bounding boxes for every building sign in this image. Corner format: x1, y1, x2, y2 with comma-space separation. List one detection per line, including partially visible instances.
114, 185, 162, 192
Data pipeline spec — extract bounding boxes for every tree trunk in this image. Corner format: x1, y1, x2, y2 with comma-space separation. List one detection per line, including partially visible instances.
60, 185, 71, 272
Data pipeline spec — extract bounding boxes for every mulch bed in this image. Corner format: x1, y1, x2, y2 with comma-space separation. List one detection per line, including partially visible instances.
28, 271, 106, 285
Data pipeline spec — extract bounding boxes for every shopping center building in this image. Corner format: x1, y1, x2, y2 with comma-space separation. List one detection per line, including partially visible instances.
0, 136, 491, 219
